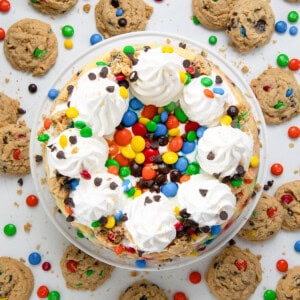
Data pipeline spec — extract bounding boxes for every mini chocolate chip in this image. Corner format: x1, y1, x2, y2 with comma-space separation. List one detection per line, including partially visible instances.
35, 154, 43, 162
144, 46, 151, 52
170, 169, 181, 182
56, 151, 66, 159
28, 83, 38, 93
109, 182, 118, 190
69, 135, 77, 144
219, 211, 228, 220
179, 208, 191, 218
17, 178, 23, 186
158, 135, 169, 146
267, 180, 274, 187
88, 72, 96, 80
94, 177, 102, 186
120, 214, 128, 222
99, 216, 107, 225
155, 174, 167, 186
179, 42, 186, 49
214, 262, 220, 269
287, 208, 293, 216
228, 239, 236, 245
201, 226, 210, 233
129, 71, 138, 82
150, 184, 160, 193
17, 108, 26, 114
183, 59, 190, 68
236, 165, 245, 176
199, 189, 208, 197
67, 85, 74, 95
130, 162, 142, 177
255, 19, 266, 32
215, 75, 223, 84
249, 220, 255, 226
99, 67, 108, 78
106, 86, 115, 93
66, 215, 75, 222
3, 136, 8, 144
263, 184, 270, 191
64, 197, 75, 207
118, 80, 129, 89
144, 196, 152, 205
153, 195, 161, 202
207, 151, 215, 160
118, 18, 127, 27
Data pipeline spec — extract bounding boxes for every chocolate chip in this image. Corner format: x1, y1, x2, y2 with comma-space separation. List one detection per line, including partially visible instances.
214, 262, 220, 269
99, 67, 108, 78
56, 151, 66, 159
120, 214, 128, 222
111, 0, 119, 7
118, 80, 129, 89
183, 59, 190, 68
17, 108, 26, 114
69, 135, 77, 144
236, 165, 245, 176
179, 42, 186, 49
150, 184, 160, 193
219, 211, 228, 220
207, 151, 215, 160
170, 169, 181, 182
88, 72, 96, 80
155, 174, 167, 186
64, 197, 75, 208
118, 18, 127, 27
199, 189, 208, 197
35, 154, 43, 162
153, 195, 161, 202
144, 196, 152, 205
106, 86, 115, 93
215, 75, 223, 84
144, 46, 151, 52
228, 239, 236, 245
94, 177, 102, 186
201, 226, 210, 233
179, 208, 191, 218
130, 162, 142, 177
28, 83, 38, 93
66, 215, 75, 222
17, 178, 23, 186
67, 85, 74, 95
227, 105, 239, 118
255, 19, 266, 32
99, 216, 107, 225
129, 71, 138, 82
109, 182, 118, 190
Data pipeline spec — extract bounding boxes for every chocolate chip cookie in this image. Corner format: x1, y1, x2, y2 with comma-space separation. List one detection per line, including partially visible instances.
119, 279, 168, 300
275, 180, 300, 231
206, 245, 262, 300
238, 192, 284, 241
30, 0, 78, 15
276, 266, 300, 300
226, 0, 275, 52
95, 0, 153, 38
60, 244, 114, 291
250, 67, 300, 124
192, 0, 237, 30
0, 92, 25, 128
0, 257, 34, 300
0, 124, 31, 176
4, 18, 58, 76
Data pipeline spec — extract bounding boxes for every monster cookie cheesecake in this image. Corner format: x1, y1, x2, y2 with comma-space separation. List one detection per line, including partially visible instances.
36, 41, 262, 262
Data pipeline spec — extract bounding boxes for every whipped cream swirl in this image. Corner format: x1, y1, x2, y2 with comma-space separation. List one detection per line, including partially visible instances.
71, 173, 126, 227
197, 126, 253, 178
129, 47, 185, 106
47, 128, 108, 178
180, 74, 236, 127
177, 174, 236, 226
69, 66, 129, 136
124, 191, 177, 253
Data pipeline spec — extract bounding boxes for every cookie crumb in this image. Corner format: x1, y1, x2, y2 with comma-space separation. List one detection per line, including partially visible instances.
289, 143, 294, 148
24, 222, 32, 233
130, 271, 138, 277
83, 3, 90, 13
17, 189, 23, 195
241, 65, 249, 73
14, 201, 19, 207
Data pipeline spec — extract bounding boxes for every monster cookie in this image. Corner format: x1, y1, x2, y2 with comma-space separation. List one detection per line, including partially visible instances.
250, 67, 300, 125
30, 0, 78, 15
119, 279, 168, 300
238, 192, 284, 241
0, 124, 31, 176
4, 18, 58, 76
206, 245, 262, 300
0, 92, 25, 128
192, 0, 237, 30
275, 180, 300, 231
0, 257, 34, 300
95, 0, 153, 38
60, 244, 114, 290
226, 0, 275, 53
276, 266, 300, 300
37, 40, 263, 262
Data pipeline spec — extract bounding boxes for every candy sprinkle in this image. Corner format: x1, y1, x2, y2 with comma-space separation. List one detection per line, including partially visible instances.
189, 271, 201, 284
47, 290, 60, 300
264, 289, 277, 300
173, 291, 188, 300
48, 88, 59, 100
90, 33, 102, 45
26, 194, 39, 207
64, 39, 74, 50
62, 25, 74, 37
276, 259, 288, 272
28, 252, 42, 265
37, 285, 49, 298
270, 163, 284, 176
277, 53, 289, 67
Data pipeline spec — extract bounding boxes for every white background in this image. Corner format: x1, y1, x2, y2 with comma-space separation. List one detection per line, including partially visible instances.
0, 0, 299, 299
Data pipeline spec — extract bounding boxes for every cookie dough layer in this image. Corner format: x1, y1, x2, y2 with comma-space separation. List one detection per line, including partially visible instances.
4, 18, 58, 76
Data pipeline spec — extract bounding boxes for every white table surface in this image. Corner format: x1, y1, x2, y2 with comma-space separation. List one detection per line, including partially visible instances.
0, 1, 299, 299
